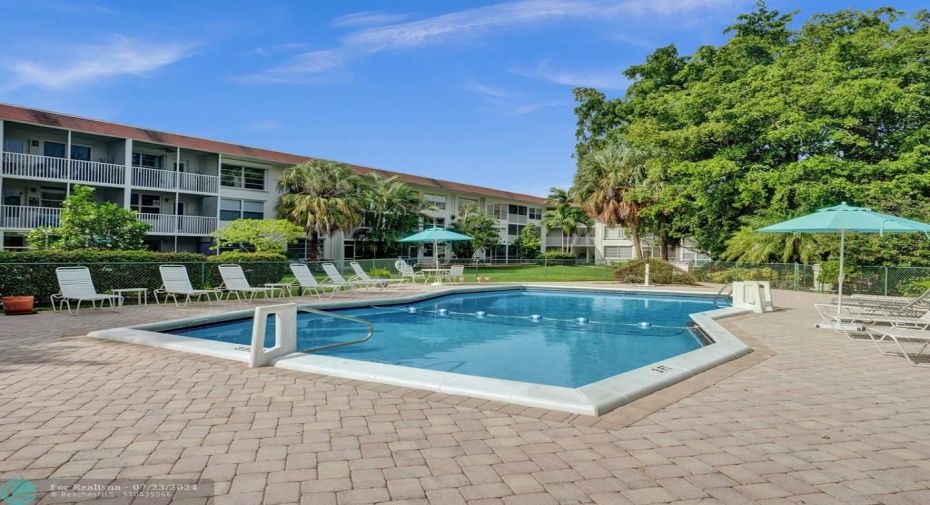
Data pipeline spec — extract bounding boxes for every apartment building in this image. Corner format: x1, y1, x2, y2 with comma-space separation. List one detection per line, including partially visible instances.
0, 103, 548, 262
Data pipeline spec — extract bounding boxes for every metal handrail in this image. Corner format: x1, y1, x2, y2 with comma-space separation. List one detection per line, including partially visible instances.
713, 284, 733, 306
295, 306, 374, 353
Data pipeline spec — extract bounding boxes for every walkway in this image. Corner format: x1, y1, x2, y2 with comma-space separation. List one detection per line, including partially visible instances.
1, 285, 928, 504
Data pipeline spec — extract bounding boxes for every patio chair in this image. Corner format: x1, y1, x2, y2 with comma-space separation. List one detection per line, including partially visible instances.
447, 265, 465, 284
52, 266, 122, 316
816, 305, 930, 340
395, 260, 426, 284
289, 263, 324, 298
155, 265, 218, 307
217, 264, 275, 303
350, 261, 405, 289
321, 263, 376, 295
864, 326, 930, 366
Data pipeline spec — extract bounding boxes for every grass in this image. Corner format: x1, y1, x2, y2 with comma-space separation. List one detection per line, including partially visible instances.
466, 264, 616, 283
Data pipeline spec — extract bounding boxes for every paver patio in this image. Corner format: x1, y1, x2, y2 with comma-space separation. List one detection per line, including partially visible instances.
1, 284, 929, 504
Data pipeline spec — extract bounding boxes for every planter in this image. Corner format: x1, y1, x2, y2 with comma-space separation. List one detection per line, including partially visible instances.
2, 295, 36, 315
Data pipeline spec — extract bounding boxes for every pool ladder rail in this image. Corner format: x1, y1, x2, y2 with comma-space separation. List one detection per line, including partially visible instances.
247, 303, 374, 367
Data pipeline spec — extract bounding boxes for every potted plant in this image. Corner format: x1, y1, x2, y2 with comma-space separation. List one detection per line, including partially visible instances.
2, 295, 35, 315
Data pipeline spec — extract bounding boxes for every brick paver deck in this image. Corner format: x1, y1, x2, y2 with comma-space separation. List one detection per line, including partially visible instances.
2, 285, 929, 504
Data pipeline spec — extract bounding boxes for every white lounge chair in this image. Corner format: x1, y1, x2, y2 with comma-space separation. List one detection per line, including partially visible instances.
321, 263, 376, 295
395, 260, 426, 284
289, 263, 324, 298
350, 261, 405, 289
52, 266, 122, 315
865, 326, 930, 366
154, 265, 218, 307
817, 305, 930, 340
217, 264, 275, 303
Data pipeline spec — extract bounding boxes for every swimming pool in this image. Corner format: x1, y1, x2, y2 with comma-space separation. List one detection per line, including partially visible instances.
89, 285, 753, 415
167, 289, 716, 388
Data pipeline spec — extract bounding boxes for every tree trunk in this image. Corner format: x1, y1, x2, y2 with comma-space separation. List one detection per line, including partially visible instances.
309, 232, 319, 261
630, 224, 642, 259
660, 228, 669, 261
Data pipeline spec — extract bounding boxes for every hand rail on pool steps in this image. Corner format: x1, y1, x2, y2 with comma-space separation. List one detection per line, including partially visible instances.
295, 306, 375, 354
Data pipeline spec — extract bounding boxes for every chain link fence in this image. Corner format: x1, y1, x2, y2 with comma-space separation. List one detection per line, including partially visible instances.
5, 258, 930, 308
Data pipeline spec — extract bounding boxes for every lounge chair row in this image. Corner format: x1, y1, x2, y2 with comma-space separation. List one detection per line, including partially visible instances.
50, 262, 416, 315
817, 287, 930, 366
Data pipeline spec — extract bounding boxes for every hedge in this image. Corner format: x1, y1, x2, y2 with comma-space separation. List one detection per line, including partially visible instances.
0, 250, 206, 307
205, 252, 290, 288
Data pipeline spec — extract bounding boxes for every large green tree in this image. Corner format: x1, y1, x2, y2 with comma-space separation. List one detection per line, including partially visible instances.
571, 144, 651, 259
277, 160, 363, 261
27, 185, 150, 250
573, 3, 930, 265
541, 187, 592, 253
450, 204, 500, 259
210, 219, 305, 254
357, 174, 425, 257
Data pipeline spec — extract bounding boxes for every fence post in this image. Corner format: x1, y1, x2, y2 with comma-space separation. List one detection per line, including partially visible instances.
793, 263, 799, 291
883, 266, 888, 296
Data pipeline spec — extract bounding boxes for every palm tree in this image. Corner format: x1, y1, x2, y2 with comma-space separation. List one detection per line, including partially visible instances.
277, 160, 363, 261
541, 187, 592, 252
571, 144, 650, 259
722, 215, 826, 263
359, 174, 425, 257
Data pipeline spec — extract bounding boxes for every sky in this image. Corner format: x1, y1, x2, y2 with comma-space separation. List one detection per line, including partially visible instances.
0, 0, 925, 198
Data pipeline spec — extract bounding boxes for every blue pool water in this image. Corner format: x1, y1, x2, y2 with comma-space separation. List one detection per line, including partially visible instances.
167, 289, 722, 388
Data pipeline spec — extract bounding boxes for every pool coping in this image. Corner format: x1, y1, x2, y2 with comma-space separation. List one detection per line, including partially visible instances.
88, 284, 754, 416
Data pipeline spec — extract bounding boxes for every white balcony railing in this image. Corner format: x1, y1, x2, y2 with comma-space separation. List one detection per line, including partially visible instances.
1, 205, 62, 229
545, 237, 595, 247
138, 213, 217, 235
178, 171, 219, 194
2, 152, 125, 185
132, 166, 219, 193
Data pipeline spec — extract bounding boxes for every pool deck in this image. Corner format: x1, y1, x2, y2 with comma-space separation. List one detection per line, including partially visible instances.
2, 283, 930, 504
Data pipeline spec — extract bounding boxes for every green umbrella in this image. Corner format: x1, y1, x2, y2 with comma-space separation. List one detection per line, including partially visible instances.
757, 202, 930, 310
399, 227, 473, 268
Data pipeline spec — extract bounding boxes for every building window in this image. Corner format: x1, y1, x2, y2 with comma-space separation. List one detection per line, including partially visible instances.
434, 218, 445, 228
604, 246, 633, 259
508, 204, 527, 217
130, 194, 161, 214
40, 187, 66, 208
221, 165, 266, 190
424, 194, 447, 210
528, 207, 542, 220
507, 224, 525, 236
44, 142, 92, 160
132, 152, 163, 169
220, 199, 264, 220
458, 198, 478, 213
487, 203, 506, 219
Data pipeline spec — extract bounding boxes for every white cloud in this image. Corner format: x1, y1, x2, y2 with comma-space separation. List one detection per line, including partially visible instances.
3, 36, 194, 91
512, 99, 568, 114
246, 0, 745, 82
464, 81, 509, 98
331, 11, 412, 28
512, 60, 630, 90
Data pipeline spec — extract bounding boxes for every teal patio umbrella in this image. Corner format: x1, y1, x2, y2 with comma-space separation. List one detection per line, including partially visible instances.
757, 202, 930, 310
399, 227, 473, 268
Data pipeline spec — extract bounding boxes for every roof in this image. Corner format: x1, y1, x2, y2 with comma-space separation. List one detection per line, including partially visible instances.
0, 103, 546, 205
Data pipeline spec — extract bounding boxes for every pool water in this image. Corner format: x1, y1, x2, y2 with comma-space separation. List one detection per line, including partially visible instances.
168, 289, 721, 388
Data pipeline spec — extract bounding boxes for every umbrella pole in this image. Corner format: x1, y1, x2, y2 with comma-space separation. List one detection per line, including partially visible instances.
837, 229, 845, 312
434, 239, 439, 269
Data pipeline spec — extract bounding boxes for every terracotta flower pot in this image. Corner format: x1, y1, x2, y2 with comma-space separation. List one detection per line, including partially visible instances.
2, 295, 35, 315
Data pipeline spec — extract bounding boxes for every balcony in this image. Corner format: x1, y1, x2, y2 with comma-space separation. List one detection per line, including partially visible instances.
132, 167, 219, 194
138, 213, 218, 235
2, 152, 125, 185
1, 205, 61, 229
545, 236, 595, 247
0, 205, 217, 236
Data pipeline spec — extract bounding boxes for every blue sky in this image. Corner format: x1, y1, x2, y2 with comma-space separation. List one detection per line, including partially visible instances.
0, 0, 924, 198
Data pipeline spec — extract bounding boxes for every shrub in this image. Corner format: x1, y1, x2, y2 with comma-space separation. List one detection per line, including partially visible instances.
613, 258, 698, 285
896, 276, 930, 296
205, 252, 289, 287
0, 250, 205, 307
538, 251, 576, 259
368, 267, 392, 278
706, 266, 780, 283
